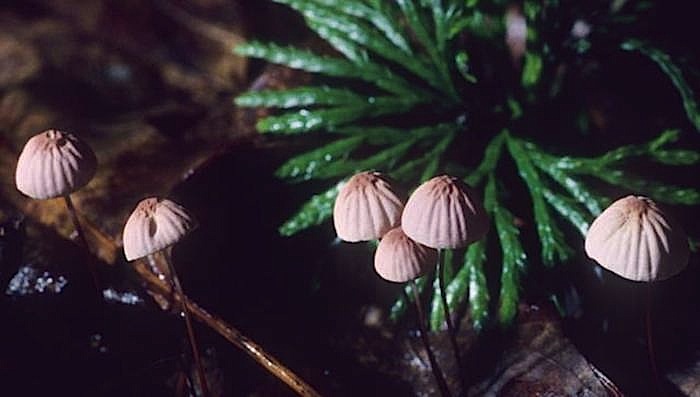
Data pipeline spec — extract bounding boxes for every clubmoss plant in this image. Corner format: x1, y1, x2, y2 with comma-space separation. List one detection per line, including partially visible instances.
235, 0, 700, 328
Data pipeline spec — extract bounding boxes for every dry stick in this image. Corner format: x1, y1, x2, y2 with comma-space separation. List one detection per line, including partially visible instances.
64, 195, 101, 292
133, 260, 323, 397
162, 250, 210, 397
412, 280, 453, 397
646, 283, 664, 396
437, 250, 464, 376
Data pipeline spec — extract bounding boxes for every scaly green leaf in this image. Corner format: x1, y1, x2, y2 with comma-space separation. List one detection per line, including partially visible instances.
622, 39, 700, 131
279, 182, 342, 236
542, 188, 591, 236
314, 139, 417, 179
236, 86, 364, 108
595, 170, 700, 205
275, 136, 365, 181
526, 142, 607, 215
234, 41, 420, 97
507, 134, 573, 264
465, 131, 506, 186
485, 174, 527, 325
278, 0, 444, 92
445, 240, 489, 330
257, 99, 414, 134
304, 0, 412, 53
522, 52, 543, 87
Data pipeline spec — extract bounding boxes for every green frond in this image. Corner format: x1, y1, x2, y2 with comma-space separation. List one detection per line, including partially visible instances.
651, 149, 700, 166
300, 0, 412, 54
485, 174, 527, 325
542, 188, 591, 236
279, 182, 342, 236
234, 41, 421, 97
256, 98, 415, 134
395, 0, 458, 99
277, 0, 446, 92
522, 52, 543, 88
275, 136, 365, 181
622, 39, 700, 131
465, 131, 506, 186
466, 240, 489, 330
526, 143, 607, 215
445, 240, 489, 331
235, 86, 365, 108
595, 170, 700, 205
507, 135, 573, 264
309, 139, 418, 179
388, 125, 458, 181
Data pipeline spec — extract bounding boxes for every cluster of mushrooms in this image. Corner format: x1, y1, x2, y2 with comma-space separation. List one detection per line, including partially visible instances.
333, 171, 690, 396
333, 171, 489, 396
13, 130, 691, 396
15, 129, 211, 396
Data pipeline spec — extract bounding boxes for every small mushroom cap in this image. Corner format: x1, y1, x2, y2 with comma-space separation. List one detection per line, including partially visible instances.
333, 171, 404, 242
123, 198, 197, 261
402, 175, 489, 249
15, 129, 97, 199
585, 195, 689, 282
374, 227, 437, 283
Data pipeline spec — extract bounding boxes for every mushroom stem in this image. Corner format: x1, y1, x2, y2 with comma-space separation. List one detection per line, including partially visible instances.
437, 250, 463, 376
64, 195, 100, 292
163, 249, 210, 397
412, 280, 453, 397
133, 258, 323, 397
645, 283, 663, 395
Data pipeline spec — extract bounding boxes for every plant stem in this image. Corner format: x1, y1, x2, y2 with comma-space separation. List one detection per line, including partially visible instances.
163, 250, 210, 397
437, 249, 463, 375
412, 280, 452, 397
132, 259, 323, 397
646, 282, 664, 396
64, 195, 100, 292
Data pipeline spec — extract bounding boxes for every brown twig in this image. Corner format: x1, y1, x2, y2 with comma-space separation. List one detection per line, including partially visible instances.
64, 194, 101, 292
133, 259, 323, 397
162, 249, 210, 397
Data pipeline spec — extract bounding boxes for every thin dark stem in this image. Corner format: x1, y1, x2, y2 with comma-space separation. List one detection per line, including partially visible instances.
437, 249, 463, 376
64, 195, 100, 292
163, 250, 210, 397
412, 280, 452, 397
646, 282, 664, 396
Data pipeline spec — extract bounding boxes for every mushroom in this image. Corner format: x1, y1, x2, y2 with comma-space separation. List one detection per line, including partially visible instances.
401, 175, 489, 375
333, 171, 403, 242
15, 129, 100, 289
123, 197, 210, 397
374, 227, 451, 397
585, 195, 689, 392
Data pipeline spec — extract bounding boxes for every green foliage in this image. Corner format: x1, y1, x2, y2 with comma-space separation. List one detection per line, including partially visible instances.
622, 40, 700, 132
236, 0, 700, 329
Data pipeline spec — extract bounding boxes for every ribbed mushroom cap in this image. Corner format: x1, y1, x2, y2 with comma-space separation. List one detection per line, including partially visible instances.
333, 171, 403, 242
123, 198, 197, 261
585, 195, 689, 282
402, 175, 489, 249
15, 129, 97, 200
374, 227, 437, 283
